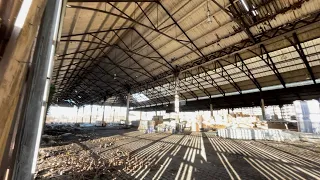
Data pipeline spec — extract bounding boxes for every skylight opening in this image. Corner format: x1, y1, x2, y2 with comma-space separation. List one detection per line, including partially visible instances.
240, 0, 258, 16
240, 0, 250, 11
132, 93, 150, 102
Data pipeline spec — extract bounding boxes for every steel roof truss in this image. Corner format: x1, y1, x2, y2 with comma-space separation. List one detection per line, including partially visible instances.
288, 33, 316, 84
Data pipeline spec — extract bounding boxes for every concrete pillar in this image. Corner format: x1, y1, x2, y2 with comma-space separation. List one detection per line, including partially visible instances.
102, 105, 105, 124
0, 0, 47, 176
12, 0, 63, 179
140, 111, 142, 121
126, 93, 131, 125
261, 98, 266, 120
90, 104, 93, 124
279, 105, 284, 120
82, 106, 84, 123
112, 107, 115, 122
210, 104, 213, 118
96, 106, 99, 120
76, 107, 79, 123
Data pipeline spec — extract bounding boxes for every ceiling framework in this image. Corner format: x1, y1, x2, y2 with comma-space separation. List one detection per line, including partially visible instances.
134, 83, 320, 112
53, 0, 320, 108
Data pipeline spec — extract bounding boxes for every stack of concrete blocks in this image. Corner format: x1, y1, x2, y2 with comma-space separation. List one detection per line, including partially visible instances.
299, 133, 320, 143
294, 100, 320, 134
217, 129, 300, 141
138, 120, 155, 133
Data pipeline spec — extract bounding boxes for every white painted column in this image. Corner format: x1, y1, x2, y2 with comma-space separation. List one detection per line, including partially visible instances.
174, 76, 180, 123
126, 93, 131, 125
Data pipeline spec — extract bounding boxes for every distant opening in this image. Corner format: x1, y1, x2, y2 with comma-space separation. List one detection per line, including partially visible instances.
132, 93, 150, 102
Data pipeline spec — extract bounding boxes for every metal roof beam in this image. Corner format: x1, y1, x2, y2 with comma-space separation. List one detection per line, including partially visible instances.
191, 72, 212, 97
250, 44, 286, 88
91, 36, 169, 65
57, 60, 128, 99
288, 33, 316, 84
226, 0, 256, 43
179, 79, 199, 99
133, 28, 175, 70
61, 27, 131, 38
199, 66, 225, 96
164, 78, 187, 100
214, 61, 242, 93
57, 46, 107, 57
54, 5, 82, 86
57, 3, 105, 101
100, 50, 140, 85
54, 58, 150, 78
221, 53, 262, 90
159, 1, 242, 94
112, 31, 172, 103
68, 5, 199, 57
131, 12, 320, 92
135, 2, 157, 29
58, 2, 132, 101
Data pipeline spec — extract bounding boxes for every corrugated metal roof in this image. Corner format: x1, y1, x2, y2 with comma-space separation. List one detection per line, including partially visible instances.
53, 0, 320, 106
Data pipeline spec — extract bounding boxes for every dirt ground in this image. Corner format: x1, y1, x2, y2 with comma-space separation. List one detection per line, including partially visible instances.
36, 127, 320, 180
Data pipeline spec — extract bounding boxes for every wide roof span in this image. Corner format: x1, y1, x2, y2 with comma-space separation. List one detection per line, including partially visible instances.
53, 0, 320, 109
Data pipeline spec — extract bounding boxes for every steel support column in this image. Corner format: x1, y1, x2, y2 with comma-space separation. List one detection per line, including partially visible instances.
12, 1, 63, 179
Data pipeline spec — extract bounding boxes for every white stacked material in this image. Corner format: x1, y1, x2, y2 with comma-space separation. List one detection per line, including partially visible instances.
138, 120, 155, 131
217, 129, 300, 141
79, 123, 94, 127
299, 133, 320, 143
294, 100, 320, 134
138, 120, 148, 130
95, 121, 103, 126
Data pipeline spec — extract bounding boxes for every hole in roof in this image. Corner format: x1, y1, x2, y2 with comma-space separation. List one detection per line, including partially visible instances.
132, 93, 149, 102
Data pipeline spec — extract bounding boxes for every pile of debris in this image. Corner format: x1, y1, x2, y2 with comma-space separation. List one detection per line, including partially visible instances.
36, 141, 120, 179
40, 123, 96, 147
36, 136, 161, 179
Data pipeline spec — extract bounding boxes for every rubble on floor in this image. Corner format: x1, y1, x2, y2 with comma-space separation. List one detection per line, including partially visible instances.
36, 128, 320, 180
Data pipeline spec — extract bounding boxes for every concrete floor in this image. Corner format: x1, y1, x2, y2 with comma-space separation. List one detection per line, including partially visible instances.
36, 130, 320, 179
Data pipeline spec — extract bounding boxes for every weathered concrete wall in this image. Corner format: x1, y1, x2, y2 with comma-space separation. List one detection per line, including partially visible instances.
0, 0, 22, 58
0, 0, 47, 171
